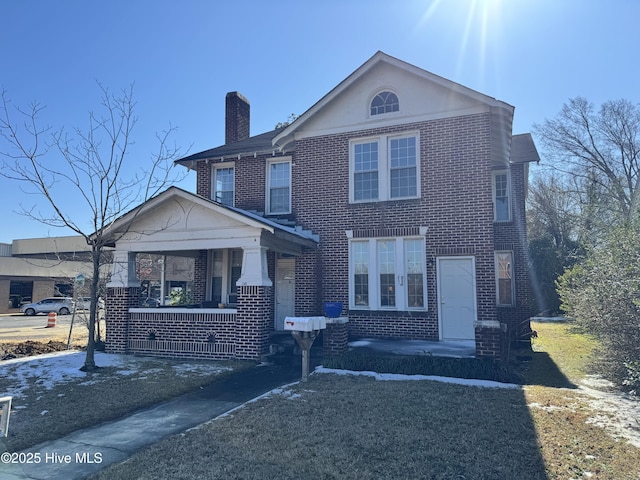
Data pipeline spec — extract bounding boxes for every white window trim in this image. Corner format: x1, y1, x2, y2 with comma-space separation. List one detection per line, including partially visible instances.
492, 170, 511, 222
495, 250, 515, 306
211, 161, 235, 206
349, 132, 420, 204
348, 236, 427, 312
266, 157, 292, 215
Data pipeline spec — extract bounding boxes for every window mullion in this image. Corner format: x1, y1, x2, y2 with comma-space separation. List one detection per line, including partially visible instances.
395, 237, 405, 310
369, 240, 379, 309
378, 136, 388, 201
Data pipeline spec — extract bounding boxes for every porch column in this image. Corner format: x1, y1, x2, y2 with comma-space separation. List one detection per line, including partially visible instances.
107, 251, 140, 288
106, 251, 140, 354
235, 246, 272, 359
237, 246, 272, 287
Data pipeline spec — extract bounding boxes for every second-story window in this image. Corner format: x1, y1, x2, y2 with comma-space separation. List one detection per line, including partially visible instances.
493, 171, 510, 222
350, 133, 420, 203
213, 163, 235, 206
267, 158, 291, 215
354, 142, 379, 201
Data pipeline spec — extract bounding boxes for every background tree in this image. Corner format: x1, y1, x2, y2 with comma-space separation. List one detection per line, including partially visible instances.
557, 223, 640, 393
534, 97, 640, 230
0, 84, 184, 371
527, 173, 582, 313
535, 97, 640, 391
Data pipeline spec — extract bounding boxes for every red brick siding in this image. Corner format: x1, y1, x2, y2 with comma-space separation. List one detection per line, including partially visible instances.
196, 161, 212, 198
295, 250, 321, 316
235, 154, 269, 212
236, 285, 272, 359
127, 310, 238, 360
475, 324, 509, 361
292, 114, 496, 340
323, 321, 349, 356
105, 286, 141, 353
193, 250, 207, 305
494, 163, 532, 343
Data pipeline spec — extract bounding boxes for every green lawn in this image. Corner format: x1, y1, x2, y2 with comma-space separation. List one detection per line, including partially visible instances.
91, 321, 640, 480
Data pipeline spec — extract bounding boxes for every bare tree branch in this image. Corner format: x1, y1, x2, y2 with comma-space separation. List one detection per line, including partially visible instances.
0, 84, 187, 371
534, 97, 640, 229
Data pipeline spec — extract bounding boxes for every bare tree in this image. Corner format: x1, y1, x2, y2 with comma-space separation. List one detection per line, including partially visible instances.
534, 97, 640, 227
0, 84, 185, 371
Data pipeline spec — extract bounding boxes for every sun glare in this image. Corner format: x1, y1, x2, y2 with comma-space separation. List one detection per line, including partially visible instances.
416, 0, 505, 87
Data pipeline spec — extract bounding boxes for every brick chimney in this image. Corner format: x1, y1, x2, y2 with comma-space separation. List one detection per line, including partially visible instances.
225, 92, 250, 145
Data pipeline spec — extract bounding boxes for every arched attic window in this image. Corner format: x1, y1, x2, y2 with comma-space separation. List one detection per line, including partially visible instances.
370, 91, 399, 116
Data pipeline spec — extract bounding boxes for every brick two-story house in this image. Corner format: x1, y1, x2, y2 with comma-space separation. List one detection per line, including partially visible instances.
103, 51, 539, 361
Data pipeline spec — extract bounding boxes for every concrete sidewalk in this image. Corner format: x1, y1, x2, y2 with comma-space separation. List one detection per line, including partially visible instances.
1, 361, 301, 480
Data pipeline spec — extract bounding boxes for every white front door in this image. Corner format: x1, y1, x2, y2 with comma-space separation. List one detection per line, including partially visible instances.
275, 258, 295, 330
437, 257, 477, 340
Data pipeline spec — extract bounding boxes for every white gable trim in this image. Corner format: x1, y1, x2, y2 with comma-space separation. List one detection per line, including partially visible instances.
273, 51, 513, 149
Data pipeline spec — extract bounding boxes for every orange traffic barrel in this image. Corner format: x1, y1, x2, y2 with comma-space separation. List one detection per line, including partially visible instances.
46, 312, 57, 328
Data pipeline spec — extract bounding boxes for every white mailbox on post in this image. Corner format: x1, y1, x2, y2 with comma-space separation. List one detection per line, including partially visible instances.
284, 316, 326, 332
284, 316, 327, 382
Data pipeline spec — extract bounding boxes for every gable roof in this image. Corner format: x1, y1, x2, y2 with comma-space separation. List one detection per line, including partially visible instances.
100, 186, 318, 247
272, 51, 514, 150
175, 51, 516, 168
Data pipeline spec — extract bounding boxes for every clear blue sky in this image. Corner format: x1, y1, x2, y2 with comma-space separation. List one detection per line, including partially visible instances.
0, 0, 637, 243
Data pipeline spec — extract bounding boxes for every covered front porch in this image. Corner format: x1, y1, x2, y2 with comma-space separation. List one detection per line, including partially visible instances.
103, 187, 318, 360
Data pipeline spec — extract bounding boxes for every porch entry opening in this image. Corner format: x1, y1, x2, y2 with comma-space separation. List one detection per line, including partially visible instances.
210, 249, 243, 307
275, 257, 295, 330
437, 257, 477, 340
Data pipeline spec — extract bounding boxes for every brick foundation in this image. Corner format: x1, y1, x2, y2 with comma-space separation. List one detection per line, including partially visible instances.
475, 321, 509, 361
323, 317, 349, 357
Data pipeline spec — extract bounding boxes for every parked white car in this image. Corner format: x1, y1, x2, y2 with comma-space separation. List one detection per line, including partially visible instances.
21, 297, 75, 316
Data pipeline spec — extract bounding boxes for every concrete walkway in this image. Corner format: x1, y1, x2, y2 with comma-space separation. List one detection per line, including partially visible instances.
0, 362, 300, 480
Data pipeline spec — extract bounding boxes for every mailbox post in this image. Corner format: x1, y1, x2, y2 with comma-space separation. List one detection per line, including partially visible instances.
284, 316, 327, 382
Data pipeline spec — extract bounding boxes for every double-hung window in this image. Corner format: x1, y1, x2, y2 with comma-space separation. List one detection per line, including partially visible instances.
212, 163, 235, 206
354, 142, 379, 201
351, 133, 419, 203
267, 158, 291, 214
493, 171, 510, 221
349, 237, 426, 311
495, 251, 514, 305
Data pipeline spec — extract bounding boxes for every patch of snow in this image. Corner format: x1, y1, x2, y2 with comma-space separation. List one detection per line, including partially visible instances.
314, 367, 521, 389
576, 378, 640, 448
0, 351, 231, 400
40, 410, 48, 416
